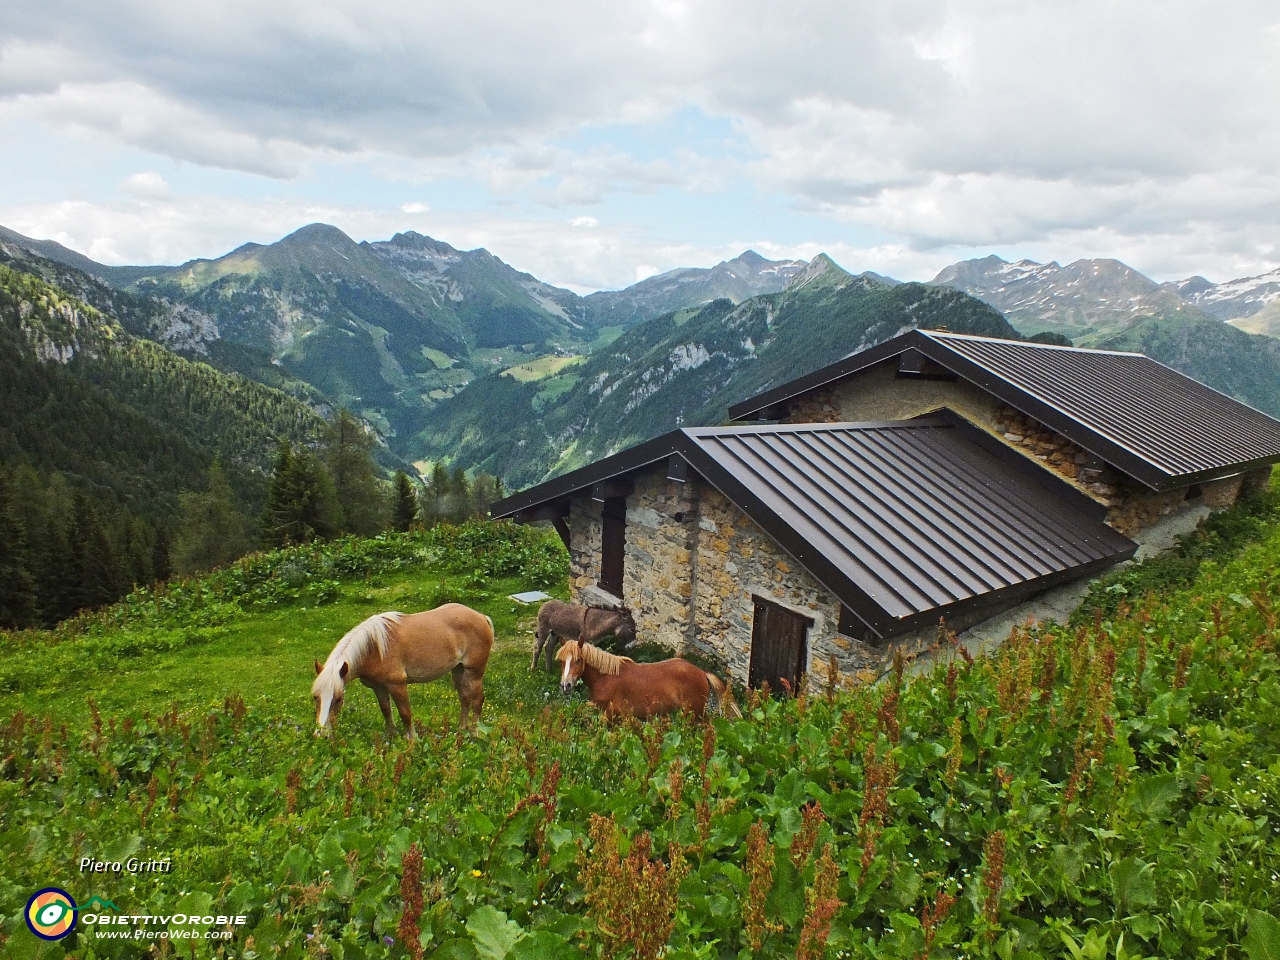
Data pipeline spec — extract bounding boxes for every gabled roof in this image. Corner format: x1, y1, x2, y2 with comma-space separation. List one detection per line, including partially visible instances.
728, 330, 1280, 490
491, 416, 1135, 640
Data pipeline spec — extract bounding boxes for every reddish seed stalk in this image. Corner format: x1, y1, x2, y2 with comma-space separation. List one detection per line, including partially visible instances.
398, 843, 425, 960
580, 814, 687, 960
916, 888, 956, 960
981, 831, 1006, 935
789, 801, 825, 869
945, 717, 963, 787
859, 745, 897, 884
342, 769, 355, 817
1173, 643, 1193, 689
796, 845, 841, 960
743, 820, 780, 952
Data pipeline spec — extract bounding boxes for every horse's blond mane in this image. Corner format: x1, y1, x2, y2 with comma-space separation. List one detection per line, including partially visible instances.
312, 612, 403, 698
556, 641, 634, 676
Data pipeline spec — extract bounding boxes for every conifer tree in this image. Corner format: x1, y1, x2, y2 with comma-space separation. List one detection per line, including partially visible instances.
38, 503, 76, 625
172, 461, 251, 574
120, 515, 154, 588
449, 467, 473, 523
69, 492, 121, 613
471, 472, 503, 519
424, 462, 449, 526
262, 442, 341, 547
151, 523, 172, 584
391, 471, 420, 532
324, 409, 386, 537
0, 473, 38, 629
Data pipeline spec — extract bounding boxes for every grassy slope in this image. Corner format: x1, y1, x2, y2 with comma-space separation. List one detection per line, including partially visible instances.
0, 525, 569, 723
2, 502, 1280, 959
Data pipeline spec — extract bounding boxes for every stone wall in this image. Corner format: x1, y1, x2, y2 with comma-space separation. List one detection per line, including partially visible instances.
690, 486, 885, 687
989, 406, 1197, 535
1201, 473, 1244, 509
783, 359, 1002, 428
562, 465, 896, 688
567, 496, 603, 595
619, 469, 700, 652
565, 467, 699, 652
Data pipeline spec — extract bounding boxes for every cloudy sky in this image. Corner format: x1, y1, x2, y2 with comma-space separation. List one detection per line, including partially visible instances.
1, 1, 1278, 291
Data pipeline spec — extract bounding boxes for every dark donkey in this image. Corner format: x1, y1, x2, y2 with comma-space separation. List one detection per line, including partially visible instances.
532, 599, 637, 672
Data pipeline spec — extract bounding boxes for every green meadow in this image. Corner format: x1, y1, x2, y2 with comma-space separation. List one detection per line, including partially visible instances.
1, 504, 1279, 959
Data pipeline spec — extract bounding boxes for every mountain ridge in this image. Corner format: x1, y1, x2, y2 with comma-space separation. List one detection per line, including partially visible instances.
6, 220, 1280, 494
931, 254, 1280, 341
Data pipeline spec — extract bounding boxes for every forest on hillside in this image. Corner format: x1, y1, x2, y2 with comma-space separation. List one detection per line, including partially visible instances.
0, 263, 503, 629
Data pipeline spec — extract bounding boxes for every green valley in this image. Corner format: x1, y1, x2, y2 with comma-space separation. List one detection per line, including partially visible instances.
413, 257, 1021, 488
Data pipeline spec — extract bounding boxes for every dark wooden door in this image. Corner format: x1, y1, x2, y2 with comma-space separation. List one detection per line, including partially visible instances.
598, 497, 627, 598
749, 597, 812, 694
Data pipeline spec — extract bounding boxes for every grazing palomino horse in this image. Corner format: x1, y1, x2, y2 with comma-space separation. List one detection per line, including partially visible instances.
312, 604, 493, 738
532, 600, 637, 672
556, 639, 739, 721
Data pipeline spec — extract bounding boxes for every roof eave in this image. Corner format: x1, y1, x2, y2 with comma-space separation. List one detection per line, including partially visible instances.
490, 430, 686, 518
872, 548, 1136, 640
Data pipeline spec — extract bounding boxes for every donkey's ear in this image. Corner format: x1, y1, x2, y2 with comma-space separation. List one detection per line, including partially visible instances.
339, 662, 349, 680
315, 659, 324, 675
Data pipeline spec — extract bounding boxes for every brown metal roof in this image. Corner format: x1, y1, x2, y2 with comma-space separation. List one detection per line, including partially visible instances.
728, 330, 1280, 490
492, 416, 1136, 640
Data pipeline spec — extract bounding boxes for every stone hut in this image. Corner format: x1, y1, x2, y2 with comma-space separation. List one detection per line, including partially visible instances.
730, 330, 1280, 535
493, 332, 1280, 690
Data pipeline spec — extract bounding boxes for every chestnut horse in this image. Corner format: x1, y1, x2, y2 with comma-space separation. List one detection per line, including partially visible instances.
312, 604, 493, 738
556, 639, 739, 721
532, 600, 637, 672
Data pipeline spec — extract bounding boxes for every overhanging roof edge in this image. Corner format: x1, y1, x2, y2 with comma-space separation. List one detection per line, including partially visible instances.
490, 430, 689, 518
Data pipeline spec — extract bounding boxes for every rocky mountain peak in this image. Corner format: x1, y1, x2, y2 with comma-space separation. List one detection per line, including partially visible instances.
280, 222, 357, 248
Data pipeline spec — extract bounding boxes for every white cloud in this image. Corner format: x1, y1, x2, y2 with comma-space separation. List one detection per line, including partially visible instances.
119, 171, 170, 198
400, 201, 430, 213
1, 0, 1278, 282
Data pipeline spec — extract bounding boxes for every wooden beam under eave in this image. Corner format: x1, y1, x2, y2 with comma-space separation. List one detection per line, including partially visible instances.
590, 477, 635, 501
516, 501, 570, 523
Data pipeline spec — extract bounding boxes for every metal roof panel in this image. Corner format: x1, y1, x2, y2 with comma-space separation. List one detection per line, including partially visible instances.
727, 330, 1280, 487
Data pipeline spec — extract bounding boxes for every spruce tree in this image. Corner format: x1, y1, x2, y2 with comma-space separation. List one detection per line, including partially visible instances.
424, 462, 449, 526
151, 523, 172, 583
121, 515, 154, 588
471, 472, 502, 519
450, 467, 473, 522
262, 440, 295, 547
262, 442, 341, 547
391, 471, 420, 532
324, 409, 386, 537
0, 474, 38, 629
38, 503, 76, 625
69, 493, 121, 613
172, 461, 251, 574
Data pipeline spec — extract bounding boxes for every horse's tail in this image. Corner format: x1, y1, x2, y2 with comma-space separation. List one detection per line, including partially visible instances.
706, 673, 742, 719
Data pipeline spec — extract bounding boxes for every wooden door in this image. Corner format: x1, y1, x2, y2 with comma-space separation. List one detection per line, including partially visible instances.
598, 497, 627, 598
748, 597, 812, 694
